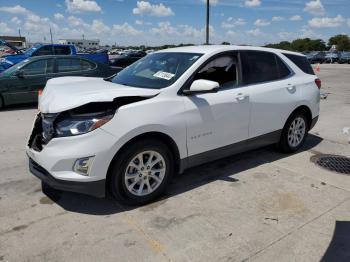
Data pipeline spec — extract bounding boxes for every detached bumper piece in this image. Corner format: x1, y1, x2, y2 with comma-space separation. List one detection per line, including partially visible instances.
29, 158, 105, 198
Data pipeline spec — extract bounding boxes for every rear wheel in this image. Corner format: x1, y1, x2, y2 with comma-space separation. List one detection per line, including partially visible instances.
279, 113, 309, 153
0, 95, 3, 110
109, 139, 174, 205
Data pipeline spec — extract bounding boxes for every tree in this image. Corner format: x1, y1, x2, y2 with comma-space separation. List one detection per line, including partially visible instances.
328, 34, 350, 51
265, 41, 292, 50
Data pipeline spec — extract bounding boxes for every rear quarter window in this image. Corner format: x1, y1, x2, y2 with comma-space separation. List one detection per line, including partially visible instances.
283, 53, 315, 75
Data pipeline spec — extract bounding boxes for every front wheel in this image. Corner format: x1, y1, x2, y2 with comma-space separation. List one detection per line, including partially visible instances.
109, 139, 174, 205
279, 113, 309, 153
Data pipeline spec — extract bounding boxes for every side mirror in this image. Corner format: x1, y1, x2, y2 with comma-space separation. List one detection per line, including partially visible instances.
183, 79, 219, 95
15, 70, 25, 78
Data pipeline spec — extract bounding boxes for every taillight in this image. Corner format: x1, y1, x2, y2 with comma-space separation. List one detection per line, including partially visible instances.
315, 78, 321, 89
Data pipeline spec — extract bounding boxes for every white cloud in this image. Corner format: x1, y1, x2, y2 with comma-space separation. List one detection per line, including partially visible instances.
226, 30, 236, 37
247, 28, 262, 36
135, 20, 143, 25
67, 15, 88, 27
10, 17, 22, 25
133, 1, 174, 17
0, 22, 13, 34
151, 21, 178, 35
221, 17, 246, 28
272, 16, 284, 22
54, 13, 64, 20
91, 20, 110, 34
0, 5, 30, 15
181, 25, 202, 38
245, 0, 261, 8
254, 19, 270, 26
347, 19, 350, 27
308, 15, 345, 28
135, 20, 152, 26
201, 0, 219, 6
304, 0, 325, 16
65, 0, 102, 13
290, 15, 302, 21
299, 28, 322, 38
113, 23, 141, 35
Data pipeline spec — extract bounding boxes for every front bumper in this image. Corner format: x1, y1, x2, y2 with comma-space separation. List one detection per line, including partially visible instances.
26, 114, 120, 198
29, 157, 106, 197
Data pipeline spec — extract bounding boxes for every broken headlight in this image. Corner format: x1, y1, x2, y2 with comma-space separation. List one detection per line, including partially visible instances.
55, 111, 114, 137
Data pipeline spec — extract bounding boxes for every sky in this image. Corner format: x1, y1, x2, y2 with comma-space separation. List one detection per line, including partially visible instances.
0, 0, 349, 46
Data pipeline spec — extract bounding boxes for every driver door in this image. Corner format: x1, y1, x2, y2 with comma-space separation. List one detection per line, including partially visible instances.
183, 53, 251, 158
6, 58, 53, 104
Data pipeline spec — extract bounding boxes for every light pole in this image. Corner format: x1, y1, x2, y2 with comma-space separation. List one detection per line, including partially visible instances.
206, 0, 210, 45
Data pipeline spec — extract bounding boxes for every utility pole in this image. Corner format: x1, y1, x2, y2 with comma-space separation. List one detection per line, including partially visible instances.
49, 27, 53, 44
18, 29, 21, 37
206, 0, 210, 45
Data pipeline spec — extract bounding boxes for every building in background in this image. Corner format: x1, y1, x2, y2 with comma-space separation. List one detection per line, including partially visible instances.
58, 39, 100, 49
0, 36, 26, 48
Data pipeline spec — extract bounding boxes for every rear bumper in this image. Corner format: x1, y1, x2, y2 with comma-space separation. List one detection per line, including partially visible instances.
29, 157, 105, 198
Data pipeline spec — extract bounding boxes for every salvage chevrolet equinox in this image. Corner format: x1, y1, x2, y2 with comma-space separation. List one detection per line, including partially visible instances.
27, 45, 320, 205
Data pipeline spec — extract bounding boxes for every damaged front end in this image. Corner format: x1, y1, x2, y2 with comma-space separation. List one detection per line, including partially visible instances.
28, 97, 152, 151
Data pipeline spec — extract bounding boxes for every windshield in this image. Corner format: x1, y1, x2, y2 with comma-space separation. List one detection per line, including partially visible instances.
111, 52, 202, 89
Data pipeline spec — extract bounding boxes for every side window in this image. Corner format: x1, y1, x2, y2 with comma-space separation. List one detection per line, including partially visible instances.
54, 46, 71, 55
33, 46, 54, 56
21, 59, 53, 75
57, 58, 81, 73
194, 54, 239, 90
81, 59, 96, 70
241, 51, 281, 85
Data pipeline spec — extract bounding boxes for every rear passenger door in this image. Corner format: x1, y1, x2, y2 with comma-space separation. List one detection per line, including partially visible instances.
55, 57, 83, 77
240, 51, 296, 138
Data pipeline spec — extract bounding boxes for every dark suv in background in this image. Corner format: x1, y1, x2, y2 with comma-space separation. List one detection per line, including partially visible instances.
338, 52, 350, 64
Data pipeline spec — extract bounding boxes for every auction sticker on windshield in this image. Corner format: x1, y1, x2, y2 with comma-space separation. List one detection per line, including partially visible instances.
153, 71, 175, 80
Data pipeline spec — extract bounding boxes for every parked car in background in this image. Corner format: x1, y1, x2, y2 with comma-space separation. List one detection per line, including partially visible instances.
324, 52, 339, 63
0, 42, 109, 72
338, 52, 350, 64
0, 56, 121, 109
307, 52, 326, 64
27, 45, 320, 205
110, 51, 147, 68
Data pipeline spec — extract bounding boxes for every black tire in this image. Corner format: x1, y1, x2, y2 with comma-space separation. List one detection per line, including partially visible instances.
279, 112, 309, 153
0, 95, 4, 110
109, 139, 174, 205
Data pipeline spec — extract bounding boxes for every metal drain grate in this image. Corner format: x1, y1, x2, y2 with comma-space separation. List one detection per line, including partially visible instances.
313, 155, 350, 175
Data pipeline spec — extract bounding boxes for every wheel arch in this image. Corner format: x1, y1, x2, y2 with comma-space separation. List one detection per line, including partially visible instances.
105, 131, 181, 189
287, 105, 313, 129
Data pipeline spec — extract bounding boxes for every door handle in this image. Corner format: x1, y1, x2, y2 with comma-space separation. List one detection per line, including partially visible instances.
235, 93, 249, 102
286, 85, 296, 93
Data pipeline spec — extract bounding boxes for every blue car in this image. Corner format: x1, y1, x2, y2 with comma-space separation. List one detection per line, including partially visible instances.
0, 40, 109, 72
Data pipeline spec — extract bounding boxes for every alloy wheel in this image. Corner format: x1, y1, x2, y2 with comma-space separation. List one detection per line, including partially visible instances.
124, 150, 166, 196
287, 117, 306, 148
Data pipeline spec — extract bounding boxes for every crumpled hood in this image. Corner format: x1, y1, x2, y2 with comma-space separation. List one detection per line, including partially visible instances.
39, 77, 160, 113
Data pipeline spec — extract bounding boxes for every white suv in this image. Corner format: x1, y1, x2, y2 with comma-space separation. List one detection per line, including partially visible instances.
27, 45, 320, 205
